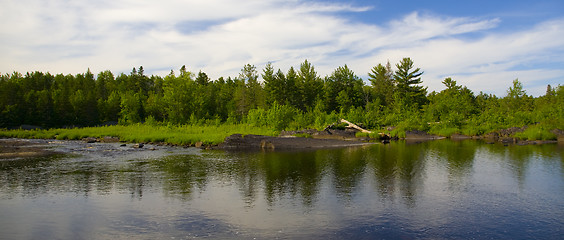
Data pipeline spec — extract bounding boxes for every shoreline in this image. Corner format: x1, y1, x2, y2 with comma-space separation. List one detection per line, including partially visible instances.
1, 131, 561, 160
1, 124, 562, 153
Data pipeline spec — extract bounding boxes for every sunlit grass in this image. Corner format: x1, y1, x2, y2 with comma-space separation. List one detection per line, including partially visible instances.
0, 124, 278, 145
513, 124, 557, 141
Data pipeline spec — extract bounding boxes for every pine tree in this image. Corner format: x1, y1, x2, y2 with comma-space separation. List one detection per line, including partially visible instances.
393, 57, 427, 107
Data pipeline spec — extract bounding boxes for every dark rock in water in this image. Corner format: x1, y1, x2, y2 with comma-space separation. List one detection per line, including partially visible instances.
120, 144, 127, 147
220, 134, 265, 149
500, 137, 515, 144
405, 130, 445, 140
451, 134, 471, 140
83, 137, 97, 143
132, 143, 144, 148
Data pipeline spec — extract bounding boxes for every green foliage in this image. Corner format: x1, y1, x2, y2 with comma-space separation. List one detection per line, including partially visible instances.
513, 125, 557, 141
323, 65, 364, 113
355, 131, 384, 139
428, 123, 459, 137
293, 133, 312, 138
247, 102, 296, 131
1, 60, 563, 143
393, 57, 428, 108
368, 62, 394, 107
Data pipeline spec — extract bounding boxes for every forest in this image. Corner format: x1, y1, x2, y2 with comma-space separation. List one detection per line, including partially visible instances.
1, 58, 563, 139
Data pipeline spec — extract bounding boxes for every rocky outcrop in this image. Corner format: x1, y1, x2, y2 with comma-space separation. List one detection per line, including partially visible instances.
552, 129, 564, 144
405, 130, 445, 140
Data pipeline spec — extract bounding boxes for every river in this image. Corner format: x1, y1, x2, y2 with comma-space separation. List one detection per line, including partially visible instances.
1, 139, 563, 239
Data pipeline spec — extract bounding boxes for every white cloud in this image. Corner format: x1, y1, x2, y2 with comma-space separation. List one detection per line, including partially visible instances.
0, 0, 562, 96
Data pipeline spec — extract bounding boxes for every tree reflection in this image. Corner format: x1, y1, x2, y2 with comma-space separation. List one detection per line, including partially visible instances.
260, 150, 324, 208
365, 142, 427, 207
2, 141, 562, 211
151, 155, 210, 200
327, 147, 368, 203
427, 140, 477, 192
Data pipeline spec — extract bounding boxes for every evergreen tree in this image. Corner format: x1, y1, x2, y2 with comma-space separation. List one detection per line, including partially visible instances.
323, 65, 364, 113
297, 60, 322, 111
262, 62, 282, 106
285, 67, 300, 109
238, 64, 265, 110
368, 61, 394, 107
393, 57, 427, 108
196, 70, 210, 86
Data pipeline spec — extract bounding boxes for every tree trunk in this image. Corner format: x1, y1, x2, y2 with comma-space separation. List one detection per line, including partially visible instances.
340, 119, 372, 133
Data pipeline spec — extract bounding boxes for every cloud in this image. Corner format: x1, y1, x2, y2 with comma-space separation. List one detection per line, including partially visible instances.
0, 0, 562, 96
376, 17, 564, 96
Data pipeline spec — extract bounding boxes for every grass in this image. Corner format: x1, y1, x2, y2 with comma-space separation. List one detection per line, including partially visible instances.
513, 125, 557, 141
428, 125, 460, 137
0, 124, 279, 145
355, 131, 386, 139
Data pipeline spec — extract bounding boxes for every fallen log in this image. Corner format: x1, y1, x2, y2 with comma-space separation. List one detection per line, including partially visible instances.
340, 119, 372, 133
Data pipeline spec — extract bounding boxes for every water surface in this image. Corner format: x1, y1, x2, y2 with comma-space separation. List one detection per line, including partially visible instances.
1, 140, 563, 239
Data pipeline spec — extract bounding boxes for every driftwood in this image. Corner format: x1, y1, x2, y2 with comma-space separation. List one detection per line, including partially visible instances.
340, 119, 372, 133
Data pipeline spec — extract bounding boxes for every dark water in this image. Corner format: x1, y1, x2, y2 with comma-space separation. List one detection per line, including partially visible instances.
1, 140, 563, 239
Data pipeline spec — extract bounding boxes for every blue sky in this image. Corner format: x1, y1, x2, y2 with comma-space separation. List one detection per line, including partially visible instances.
1, 0, 563, 96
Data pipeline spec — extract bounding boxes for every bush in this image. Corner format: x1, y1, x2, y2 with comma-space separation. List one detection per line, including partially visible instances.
266, 103, 296, 131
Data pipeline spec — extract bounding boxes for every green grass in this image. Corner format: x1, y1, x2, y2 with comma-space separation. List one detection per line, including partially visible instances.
0, 124, 278, 145
355, 131, 385, 139
513, 125, 557, 141
428, 125, 460, 137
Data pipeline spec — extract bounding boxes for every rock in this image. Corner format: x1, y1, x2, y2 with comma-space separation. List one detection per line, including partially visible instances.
552, 129, 564, 144
120, 144, 127, 147
195, 142, 203, 148
405, 130, 445, 140
451, 134, 471, 140
260, 139, 275, 150
82, 137, 97, 143
100, 136, 120, 143
132, 143, 144, 148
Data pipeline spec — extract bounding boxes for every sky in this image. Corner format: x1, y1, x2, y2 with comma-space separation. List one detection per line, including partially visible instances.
1, 0, 563, 96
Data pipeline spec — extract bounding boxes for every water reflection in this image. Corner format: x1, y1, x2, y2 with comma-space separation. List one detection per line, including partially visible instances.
1, 141, 563, 239
1, 141, 563, 205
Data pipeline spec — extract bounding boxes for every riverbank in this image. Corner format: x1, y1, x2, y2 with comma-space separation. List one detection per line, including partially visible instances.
1, 123, 562, 151
0, 124, 278, 146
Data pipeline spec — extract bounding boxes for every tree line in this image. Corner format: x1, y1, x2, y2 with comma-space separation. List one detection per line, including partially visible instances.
1, 58, 563, 136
